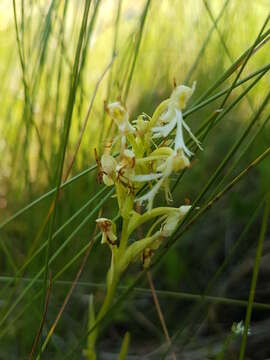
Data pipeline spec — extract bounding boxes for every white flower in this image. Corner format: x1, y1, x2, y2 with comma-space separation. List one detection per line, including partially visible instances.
141, 211, 190, 266
107, 102, 135, 135
171, 148, 190, 171
152, 82, 202, 156
172, 104, 202, 155
115, 149, 136, 188
152, 114, 177, 139
169, 82, 196, 110
101, 154, 117, 186
231, 321, 251, 336
174, 109, 192, 155
156, 148, 190, 175
96, 218, 117, 246
134, 148, 190, 210
161, 206, 191, 237
136, 178, 164, 211
132, 173, 164, 182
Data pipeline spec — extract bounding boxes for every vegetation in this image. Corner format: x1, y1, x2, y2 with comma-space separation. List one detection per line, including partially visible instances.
0, 0, 270, 358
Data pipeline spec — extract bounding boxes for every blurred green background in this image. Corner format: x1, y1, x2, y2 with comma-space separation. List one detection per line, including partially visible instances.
0, 0, 270, 358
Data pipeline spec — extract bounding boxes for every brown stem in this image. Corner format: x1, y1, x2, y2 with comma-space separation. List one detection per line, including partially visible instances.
29, 271, 52, 360
147, 272, 177, 360
135, 202, 176, 359
39, 210, 101, 355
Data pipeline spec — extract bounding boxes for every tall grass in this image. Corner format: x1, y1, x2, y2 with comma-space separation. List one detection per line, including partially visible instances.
0, 0, 270, 358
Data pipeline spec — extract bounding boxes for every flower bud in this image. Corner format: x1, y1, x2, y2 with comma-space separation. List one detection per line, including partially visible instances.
101, 154, 117, 186
172, 148, 190, 171
161, 205, 191, 237
96, 218, 117, 246
134, 115, 150, 135
170, 82, 196, 110
121, 149, 136, 168
107, 102, 135, 135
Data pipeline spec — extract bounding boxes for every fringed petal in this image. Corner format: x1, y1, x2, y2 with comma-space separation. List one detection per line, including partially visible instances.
175, 109, 193, 156
136, 178, 164, 211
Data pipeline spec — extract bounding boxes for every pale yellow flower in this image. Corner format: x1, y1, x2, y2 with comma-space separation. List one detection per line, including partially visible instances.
96, 218, 117, 246
134, 148, 190, 210
101, 154, 117, 186
133, 115, 150, 136
120, 149, 136, 168
152, 82, 202, 156
107, 102, 135, 135
169, 82, 196, 110
160, 205, 191, 237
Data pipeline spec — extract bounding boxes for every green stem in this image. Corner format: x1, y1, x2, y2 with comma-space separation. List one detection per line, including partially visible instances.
215, 333, 235, 360
119, 218, 129, 256
88, 274, 119, 358
128, 207, 179, 236
88, 214, 130, 356
97, 277, 118, 325
239, 194, 270, 360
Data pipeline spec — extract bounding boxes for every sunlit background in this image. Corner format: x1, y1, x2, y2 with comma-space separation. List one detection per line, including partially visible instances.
0, 0, 269, 191
0, 0, 270, 358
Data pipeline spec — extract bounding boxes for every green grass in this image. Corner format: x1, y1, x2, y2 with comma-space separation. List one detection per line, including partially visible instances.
0, 1, 270, 358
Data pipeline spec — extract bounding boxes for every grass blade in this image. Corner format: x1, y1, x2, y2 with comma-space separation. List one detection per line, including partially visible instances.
239, 194, 270, 359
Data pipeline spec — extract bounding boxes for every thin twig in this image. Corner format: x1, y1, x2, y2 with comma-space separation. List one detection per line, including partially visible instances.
39, 209, 101, 355
29, 271, 52, 360
136, 203, 176, 360
147, 272, 177, 360
182, 146, 270, 235
64, 55, 116, 180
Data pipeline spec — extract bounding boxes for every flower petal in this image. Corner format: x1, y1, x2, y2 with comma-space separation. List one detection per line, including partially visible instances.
182, 118, 203, 150
175, 109, 193, 156
132, 173, 164, 182
152, 116, 177, 138
136, 178, 164, 211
